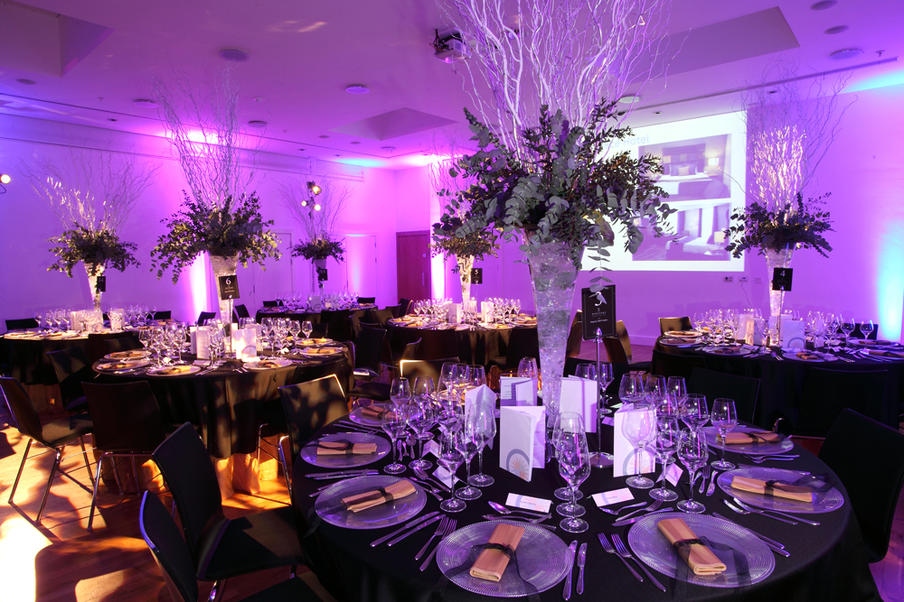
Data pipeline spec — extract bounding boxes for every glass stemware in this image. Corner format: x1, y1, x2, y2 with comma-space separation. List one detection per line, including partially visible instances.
650, 416, 680, 502
859, 319, 875, 340
711, 398, 738, 470
666, 376, 687, 407
380, 408, 407, 475
452, 423, 482, 501
677, 431, 709, 514
408, 376, 436, 472
556, 412, 591, 533
618, 372, 645, 405
301, 319, 313, 340
680, 394, 709, 432
437, 436, 466, 513
551, 415, 583, 501
622, 408, 656, 489
467, 401, 496, 487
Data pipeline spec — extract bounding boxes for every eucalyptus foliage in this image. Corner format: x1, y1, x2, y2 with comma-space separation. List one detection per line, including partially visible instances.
441, 101, 673, 270
292, 238, 345, 262
724, 193, 833, 258
431, 215, 497, 262
48, 226, 139, 277
151, 192, 281, 282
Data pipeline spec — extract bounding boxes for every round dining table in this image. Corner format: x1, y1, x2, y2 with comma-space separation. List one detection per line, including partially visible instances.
256, 304, 377, 341
291, 419, 878, 601
92, 346, 352, 458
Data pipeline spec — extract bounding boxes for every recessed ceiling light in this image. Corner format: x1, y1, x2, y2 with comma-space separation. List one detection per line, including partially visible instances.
247, 119, 267, 128
618, 94, 641, 105
218, 47, 249, 62
132, 98, 158, 108
107, 118, 118, 122
830, 47, 863, 60
344, 84, 370, 95
381, 145, 396, 152
350, 141, 360, 145
319, 134, 330, 139
824, 25, 848, 35
298, 147, 305, 152
653, 110, 662, 115
15, 78, 36, 85
334, 154, 341, 157
810, 0, 836, 9
767, 89, 778, 94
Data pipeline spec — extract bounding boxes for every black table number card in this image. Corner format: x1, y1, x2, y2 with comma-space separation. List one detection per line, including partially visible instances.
218, 274, 239, 300
94, 275, 106, 293
316, 266, 328, 282
772, 268, 793, 292
471, 267, 483, 284
581, 285, 616, 340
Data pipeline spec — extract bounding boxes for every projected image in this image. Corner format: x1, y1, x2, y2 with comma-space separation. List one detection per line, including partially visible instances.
640, 134, 730, 201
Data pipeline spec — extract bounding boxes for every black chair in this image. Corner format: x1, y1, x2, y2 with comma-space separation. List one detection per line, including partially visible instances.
353, 327, 387, 379
152, 311, 172, 320
278, 375, 349, 489
565, 312, 583, 358
399, 337, 422, 362
819, 409, 904, 562
398, 298, 412, 316
366, 308, 395, 325
5, 317, 39, 331
399, 357, 460, 382
1, 376, 93, 522
349, 340, 391, 403
852, 322, 879, 340
139, 491, 319, 602
502, 326, 540, 370
83, 381, 168, 529
46, 347, 92, 411
603, 320, 651, 371
357, 297, 376, 305
659, 316, 693, 335
262, 300, 280, 308
689, 367, 761, 425
197, 311, 216, 325
86, 331, 142, 363
152, 423, 305, 583
798, 368, 892, 436
234, 304, 251, 319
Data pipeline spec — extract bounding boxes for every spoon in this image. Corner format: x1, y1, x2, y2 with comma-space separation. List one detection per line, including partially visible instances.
487, 501, 549, 518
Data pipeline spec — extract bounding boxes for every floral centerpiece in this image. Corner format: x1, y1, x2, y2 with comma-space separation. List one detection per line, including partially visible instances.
431, 213, 497, 306
724, 193, 833, 259
292, 237, 345, 289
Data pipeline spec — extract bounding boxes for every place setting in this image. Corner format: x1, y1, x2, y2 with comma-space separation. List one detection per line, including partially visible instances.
300, 431, 390, 469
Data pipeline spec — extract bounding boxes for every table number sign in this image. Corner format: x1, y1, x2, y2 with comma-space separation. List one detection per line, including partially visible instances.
581, 285, 615, 340
218, 274, 240, 300
471, 267, 483, 285
95, 275, 106, 293
772, 267, 793, 292
499, 406, 546, 481
613, 404, 657, 477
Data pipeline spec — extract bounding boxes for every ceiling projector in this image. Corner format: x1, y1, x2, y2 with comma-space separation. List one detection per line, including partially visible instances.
433, 30, 468, 63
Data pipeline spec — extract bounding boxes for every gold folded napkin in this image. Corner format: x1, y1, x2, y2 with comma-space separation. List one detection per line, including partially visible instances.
720, 431, 783, 445
315, 440, 377, 456
869, 349, 904, 358
795, 352, 821, 360
341, 479, 416, 513
100, 362, 132, 370
657, 518, 727, 576
729, 475, 815, 503
469, 523, 525, 582
251, 360, 283, 369
156, 366, 192, 376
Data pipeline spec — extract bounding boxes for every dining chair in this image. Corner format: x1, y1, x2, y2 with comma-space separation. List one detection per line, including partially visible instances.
367, 308, 395, 325
503, 326, 540, 371
399, 357, 459, 382
353, 327, 387, 379
819, 408, 904, 562
197, 311, 216, 325
398, 298, 412, 316
348, 341, 391, 403
234, 303, 251, 319
659, 316, 693, 335
87, 331, 142, 363
565, 311, 583, 358
357, 297, 376, 305
151, 423, 305, 583
5, 317, 39, 331
1, 376, 94, 523
152, 310, 172, 320
83, 381, 168, 530
799, 368, 891, 436
262, 300, 280, 308
688, 367, 761, 425
45, 347, 92, 411
139, 491, 320, 602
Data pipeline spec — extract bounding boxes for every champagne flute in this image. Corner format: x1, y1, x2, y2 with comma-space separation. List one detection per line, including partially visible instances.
467, 402, 496, 487
650, 416, 680, 502
711, 398, 738, 470
677, 431, 709, 514
556, 412, 591, 533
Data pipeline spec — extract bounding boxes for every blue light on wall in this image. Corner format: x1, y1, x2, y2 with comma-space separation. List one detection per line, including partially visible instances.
877, 221, 904, 340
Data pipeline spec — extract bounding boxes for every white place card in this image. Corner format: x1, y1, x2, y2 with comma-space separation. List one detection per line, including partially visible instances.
499, 406, 546, 481
447, 303, 462, 324
109, 309, 125, 331
499, 376, 537, 406
481, 301, 495, 323
560, 376, 598, 433
505, 493, 552, 514
432, 466, 459, 488
664, 463, 684, 487
423, 439, 441, 458
591, 487, 634, 508
193, 326, 211, 359
613, 404, 657, 477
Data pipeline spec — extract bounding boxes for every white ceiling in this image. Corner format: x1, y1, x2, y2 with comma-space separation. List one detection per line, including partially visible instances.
0, 0, 901, 167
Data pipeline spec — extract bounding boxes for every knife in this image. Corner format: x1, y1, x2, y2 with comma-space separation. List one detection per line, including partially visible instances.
611, 507, 673, 527
386, 514, 443, 547
563, 540, 578, 600
369, 511, 440, 547
576, 542, 587, 595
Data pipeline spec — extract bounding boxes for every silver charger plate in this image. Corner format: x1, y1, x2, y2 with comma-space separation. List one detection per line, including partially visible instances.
348, 403, 391, 426
435, 520, 571, 598
701, 345, 755, 357
717, 466, 843, 514
300, 431, 389, 468
702, 426, 794, 456
628, 512, 775, 589
314, 475, 425, 530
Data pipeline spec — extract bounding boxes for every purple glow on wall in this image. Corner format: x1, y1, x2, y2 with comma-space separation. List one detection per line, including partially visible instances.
189, 253, 209, 321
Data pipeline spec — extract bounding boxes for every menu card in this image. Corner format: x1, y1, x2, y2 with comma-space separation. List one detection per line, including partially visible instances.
192, 326, 211, 359
481, 301, 495, 323
465, 384, 497, 416
499, 406, 546, 481
613, 404, 657, 477
447, 303, 463, 324
499, 376, 537, 406
560, 376, 598, 433
780, 317, 806, 349
109, 309, 125, 331
231, 326, 258, 361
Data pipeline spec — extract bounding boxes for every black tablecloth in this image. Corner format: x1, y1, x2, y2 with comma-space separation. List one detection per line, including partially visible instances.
292, 422, 878, 601
256, 306, 376, 341
386, 324, 537, 367
93, 350, 352, 458
0, 331, 139, 385
653, 342, 904, 435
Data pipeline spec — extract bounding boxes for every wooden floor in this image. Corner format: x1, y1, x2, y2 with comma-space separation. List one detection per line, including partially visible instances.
1, 344, 902, 601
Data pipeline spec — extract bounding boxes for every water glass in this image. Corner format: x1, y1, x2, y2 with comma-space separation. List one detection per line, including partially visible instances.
556, 412, 591, 533
677, 431, 709, 514
650, 416, 680, 501
711, 398, 738, 470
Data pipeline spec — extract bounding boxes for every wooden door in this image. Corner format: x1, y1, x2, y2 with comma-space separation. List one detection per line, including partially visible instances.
396, 231, 431, 302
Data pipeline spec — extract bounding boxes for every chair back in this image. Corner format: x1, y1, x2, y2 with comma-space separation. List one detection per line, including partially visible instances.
689, 368, 760, 424
0, 377, 43, 440
400, 337, 422, 361
152, 423, 223, 563
819, 409, 904, 562
234, 304, 250, 319
565, 312, 583, 358
139, 491, 198, 602
400, 357, 459, 382
603, 321, 633, 365
87, 332, 142, 363
152, 311, 172, 320
659, 316, 693, 335
84, 381, 166, 452
278, 374, 348, 459
506, 327, 540, 370
262, 300, 280, 308
356, 327, 387, 372
366, 308, 395, 325
5, 318, 38, 331
800, 368, 891, 436
46, 347, 91, 406
357, 297, 376, 305
398, 298, 412, 316
196, 311, 216, 325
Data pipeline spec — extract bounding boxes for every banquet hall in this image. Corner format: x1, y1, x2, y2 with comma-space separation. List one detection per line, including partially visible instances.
1, 0, 903, 600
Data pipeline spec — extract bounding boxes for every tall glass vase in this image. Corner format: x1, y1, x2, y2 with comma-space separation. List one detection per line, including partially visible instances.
313, 258, 327, 297
763, 246, 793, 345
85, 263, 105, 311
456, 254, 474, 307
210, 255, 238, 355
524, 241, 578, 428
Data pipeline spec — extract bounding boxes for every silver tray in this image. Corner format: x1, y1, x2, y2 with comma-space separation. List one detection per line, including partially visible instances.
702, 426, 794, 456
300, 431, 389, 468
717, 466, 843, 514
314, 475, 425, 530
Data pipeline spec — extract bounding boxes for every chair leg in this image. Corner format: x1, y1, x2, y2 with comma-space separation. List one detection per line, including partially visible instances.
36, 449, 62, 522
209, 579, 227, 601
9, 438, 33, 505
130, 455, 140, 493
277, 435, 291, 493
79, 435, 93, 484
87, 451, 108, 531
256, 423, 267, 467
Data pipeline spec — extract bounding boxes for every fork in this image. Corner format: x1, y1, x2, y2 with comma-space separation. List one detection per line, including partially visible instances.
612, 534, 666, 592
415, 517, 450, 561
598, 532, 643, 582
748, 455, 798, 464
419, 518, 457, 572
598, 500, 646, 516
616, 498, 663, 522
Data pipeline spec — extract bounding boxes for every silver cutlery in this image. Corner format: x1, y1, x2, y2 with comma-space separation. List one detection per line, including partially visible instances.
711, 512, 790, 557
706, 469, 720, 496
611, 507, 673, 527
413, 467, 452, 492
698, 466, 711, 494
480, 515, 556, 530
406, 477, 444, 500
563, 540, 578, 600
306, 470, 380, 480
612, 534, 666, 592
598, 532, 643, 582
480, 512, 551, 524
616, 498, 663, 522
598, 500, 646, 516
370, 511, 440, 547
415, 517, 451, 561
732, 497, 821, 526
723, 499, 798, 525
386, 514, 443, 547
418, 518, 457, 572
487, 501, 549, 518
576, 543, 587, 595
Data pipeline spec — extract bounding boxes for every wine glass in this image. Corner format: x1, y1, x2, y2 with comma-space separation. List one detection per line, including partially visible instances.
551, 415, 582, 501
650, 416, 680, 502
644, 374, 666, 406
556, 412, 591, 533
680, 394, 709, 432
859, 319, 875, 340
288, 320, 301, 349
437, 432, 466, 513
408, 377, 436, 472
452, 421, 482, 501
517, 357, 538, 380
389, 377, 412, 409
618, 373, 645, 405
667, 376, 687, 407
677, 431, 709, 514
711, 398, 738, 470
622, 408, 656, 489
380, 408, 407, 475
466, 401, 496, 487
467, 364, 486, 389
301, 319, 313, 340
839, 315, 855, 346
